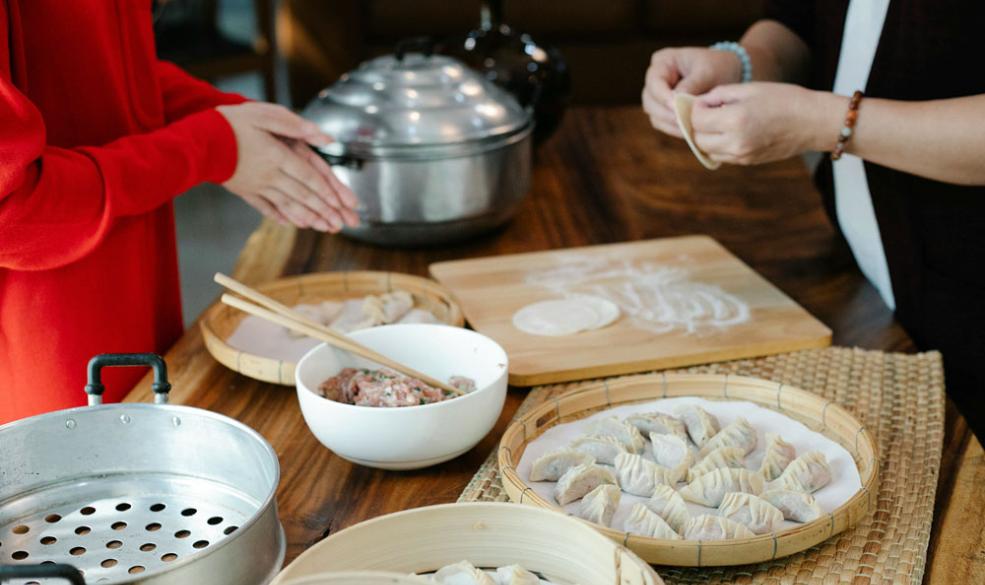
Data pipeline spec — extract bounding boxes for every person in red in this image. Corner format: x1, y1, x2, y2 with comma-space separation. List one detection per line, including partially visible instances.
0, 0, 359, 424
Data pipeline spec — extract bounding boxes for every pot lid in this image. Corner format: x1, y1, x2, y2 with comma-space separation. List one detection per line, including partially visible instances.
302, 53, 530, 156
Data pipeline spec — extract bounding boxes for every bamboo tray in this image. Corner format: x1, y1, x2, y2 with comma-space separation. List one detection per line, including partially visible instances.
497, 373, 879, 567
201, 271, 464, 385
271, 502, 664, 585
279, 573, 430, 585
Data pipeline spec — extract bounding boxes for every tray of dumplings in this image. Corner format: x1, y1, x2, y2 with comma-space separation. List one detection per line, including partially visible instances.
498, 373, 879, 566
271, 502, 665, 585
201, 271, 464, 385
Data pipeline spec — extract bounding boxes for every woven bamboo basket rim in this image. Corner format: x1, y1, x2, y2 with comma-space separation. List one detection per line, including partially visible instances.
497, 372, 880, 567
272, 502, 664, 585
201, 271, 465, 386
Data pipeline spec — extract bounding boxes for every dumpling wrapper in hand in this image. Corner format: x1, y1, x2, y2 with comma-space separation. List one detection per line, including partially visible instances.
673, 93, 721, 170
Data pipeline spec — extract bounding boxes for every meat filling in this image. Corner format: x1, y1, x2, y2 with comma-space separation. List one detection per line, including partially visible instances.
318, 368, 475, 407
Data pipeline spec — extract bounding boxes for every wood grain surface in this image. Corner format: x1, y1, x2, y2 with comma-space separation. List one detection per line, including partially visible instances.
431, 235, 831, 385
124, 106, 981, 583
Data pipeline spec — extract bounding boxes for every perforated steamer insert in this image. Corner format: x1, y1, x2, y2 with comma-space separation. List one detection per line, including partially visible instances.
0, 354, 285, 584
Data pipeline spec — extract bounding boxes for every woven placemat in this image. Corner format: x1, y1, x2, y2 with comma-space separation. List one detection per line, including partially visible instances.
458, 347, 945, 585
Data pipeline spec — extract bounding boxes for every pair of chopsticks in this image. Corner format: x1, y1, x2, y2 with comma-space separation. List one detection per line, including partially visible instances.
214, 273, 465, 396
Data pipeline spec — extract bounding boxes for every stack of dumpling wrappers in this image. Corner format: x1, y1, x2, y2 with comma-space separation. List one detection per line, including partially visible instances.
529, 406, 834, 541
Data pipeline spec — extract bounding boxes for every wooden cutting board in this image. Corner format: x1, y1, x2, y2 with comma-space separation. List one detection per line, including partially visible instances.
429, 236, 832, 386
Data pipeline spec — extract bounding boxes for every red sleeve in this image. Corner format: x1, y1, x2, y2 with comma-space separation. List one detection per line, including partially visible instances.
155, 60, 248, 123
0, 70, 240, 272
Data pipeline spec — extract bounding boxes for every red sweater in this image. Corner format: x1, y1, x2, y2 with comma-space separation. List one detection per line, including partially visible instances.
0, 0, 246, 424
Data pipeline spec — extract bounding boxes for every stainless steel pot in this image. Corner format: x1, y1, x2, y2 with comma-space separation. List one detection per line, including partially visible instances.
0, 354, 285, 585
302, 42, 533, 246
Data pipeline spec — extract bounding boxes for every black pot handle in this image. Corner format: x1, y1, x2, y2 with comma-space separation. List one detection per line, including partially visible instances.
84, 353, 171, 406
309, 145, 364, 170
0, 563, 86, 584
395, 36, 435, 61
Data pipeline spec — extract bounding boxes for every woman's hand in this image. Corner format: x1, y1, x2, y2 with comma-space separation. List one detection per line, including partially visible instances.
691, 82, 843, 165
217, 102, 360, 231
642, 47, 744, 137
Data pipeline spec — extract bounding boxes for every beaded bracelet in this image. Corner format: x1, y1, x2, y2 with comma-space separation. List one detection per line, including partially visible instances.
831, 90, 864, 161
710, 41, 752, 83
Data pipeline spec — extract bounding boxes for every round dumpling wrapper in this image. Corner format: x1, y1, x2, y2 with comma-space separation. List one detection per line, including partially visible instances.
512, 295, 620, 336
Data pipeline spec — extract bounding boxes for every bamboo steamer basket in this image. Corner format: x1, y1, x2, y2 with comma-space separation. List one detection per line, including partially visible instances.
271, 502, 664, 585
201, 271, 464, 385
497, 373, 879, 567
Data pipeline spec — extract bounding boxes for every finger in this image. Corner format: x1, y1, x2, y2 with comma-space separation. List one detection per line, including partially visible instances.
642, 91, 683, 138
242, 193, 288, 224
693, 132, 735, 155
644, 60, 680, 109
280, 144, 336, 204
708, 152, 747, 166
295, 142, 362, 220
697, 83, 749, 107
250, 103, 332, 146
271, 173, 344, 231
260, 186, 340, 232
689, 101, 734, 134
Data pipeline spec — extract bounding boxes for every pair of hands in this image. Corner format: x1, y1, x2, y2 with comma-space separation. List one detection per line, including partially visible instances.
217, 103, 359, 232
643, 48, 835, 165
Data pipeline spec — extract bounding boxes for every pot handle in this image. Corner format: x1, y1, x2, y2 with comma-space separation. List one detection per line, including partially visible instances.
0, 563, 86, 584
309, 145, 364, 170
395, 36, 435, 61
84, 353, 171, 406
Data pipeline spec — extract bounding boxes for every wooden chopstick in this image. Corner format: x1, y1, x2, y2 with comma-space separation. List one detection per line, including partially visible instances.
214, 274, 464, 396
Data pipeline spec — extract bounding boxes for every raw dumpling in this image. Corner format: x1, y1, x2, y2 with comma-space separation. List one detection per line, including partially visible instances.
719, 492, 784, 535
678, 405, 720, 447
626, 412, 689, 442
760, 488, 824, 523
530, 449, 595, 482
679, 467, 765, 507
570, 435, 628, 465
649, 432, 694, 473
555, 463, 617, 505
623, 503, 681, 539
699, 417, 757, 457
771, 451, 832, 493
687, 446, 745, 482
578, 484, 621, 526
646, 484, 690, 533
493, 565, 539, 585
759, 433, 797, 481
373, 291, 415, 323
682, 514, 755, 541
614, 452, 678, 497
432, 561, 496, 585
330, 299, 376, 332
398, 307, 441, 325
592, 417, 645, 453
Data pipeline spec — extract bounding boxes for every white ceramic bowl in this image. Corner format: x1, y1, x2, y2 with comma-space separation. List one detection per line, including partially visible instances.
295, 324, 508, 470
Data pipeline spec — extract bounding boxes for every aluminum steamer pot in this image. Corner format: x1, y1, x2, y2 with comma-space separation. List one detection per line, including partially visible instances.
0, 354, 285, 585
302, 44, 533, 246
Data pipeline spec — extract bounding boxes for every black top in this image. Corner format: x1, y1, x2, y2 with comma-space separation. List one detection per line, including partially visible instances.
766, 0, 985, 438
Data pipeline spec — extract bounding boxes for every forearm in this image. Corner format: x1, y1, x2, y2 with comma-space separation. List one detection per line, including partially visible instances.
808, 92, 985, 186
741, 20, 811, 84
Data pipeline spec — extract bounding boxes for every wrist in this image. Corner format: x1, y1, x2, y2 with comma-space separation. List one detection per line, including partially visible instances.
710, 41, 752, 84
808, 91, 850, 153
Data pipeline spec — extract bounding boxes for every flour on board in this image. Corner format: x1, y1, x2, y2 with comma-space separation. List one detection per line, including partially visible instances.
524, 255, 750, 335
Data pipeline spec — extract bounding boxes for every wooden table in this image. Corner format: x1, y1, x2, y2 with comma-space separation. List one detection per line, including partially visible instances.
126, 106, 983, 583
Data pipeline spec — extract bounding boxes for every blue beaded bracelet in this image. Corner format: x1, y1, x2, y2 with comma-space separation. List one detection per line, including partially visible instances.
710, 41, 752, 83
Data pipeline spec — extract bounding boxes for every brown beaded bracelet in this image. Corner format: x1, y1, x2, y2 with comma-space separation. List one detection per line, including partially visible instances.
831, 90, 864, 161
